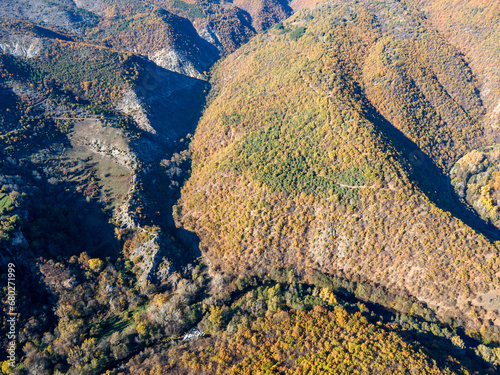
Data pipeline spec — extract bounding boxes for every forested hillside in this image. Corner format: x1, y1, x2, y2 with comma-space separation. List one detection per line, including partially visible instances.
178, 0, 500, 352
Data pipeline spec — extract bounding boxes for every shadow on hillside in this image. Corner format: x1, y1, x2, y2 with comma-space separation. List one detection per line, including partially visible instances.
1, 144, 121, 262
131, 57, 210, 151
362, 101, 500, 242
398, 328, 495, 373
27, 175, 121, 260
338, 292, 495, 372
140, 155, 202, 268
131, 63, 209, 268
310, 270, 497, 372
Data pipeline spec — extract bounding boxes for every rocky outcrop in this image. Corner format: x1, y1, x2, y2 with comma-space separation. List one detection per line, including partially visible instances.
116, 89, 157, 135
127, 227, 173, 285
0, 35, 45, 58
195, 22, 224, 54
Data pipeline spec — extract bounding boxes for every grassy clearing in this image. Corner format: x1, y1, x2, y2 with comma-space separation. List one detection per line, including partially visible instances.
0, 193, 12, 214
94, 305, 148, 340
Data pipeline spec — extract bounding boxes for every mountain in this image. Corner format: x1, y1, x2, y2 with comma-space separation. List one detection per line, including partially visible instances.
2, 0, 500, 374
0, 0, 290, 287
178, 0, 500, 341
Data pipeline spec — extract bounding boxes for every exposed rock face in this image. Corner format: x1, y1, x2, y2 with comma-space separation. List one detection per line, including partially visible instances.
72, 0, 106, 15
177, 0, 500, 334
149, 47, 205, 79
0, 0, 310, 292
182, 327, 206, 341
116, 89, 157, 135
0, 32, 206, 287
127, 227, 172, 285
0, 35, 45, 58
130, 62, 209, 146
195, 21, 224, 53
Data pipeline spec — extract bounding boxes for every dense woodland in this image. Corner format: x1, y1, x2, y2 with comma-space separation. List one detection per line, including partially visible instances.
1, 0, 500, 374
179, 0, 500, 360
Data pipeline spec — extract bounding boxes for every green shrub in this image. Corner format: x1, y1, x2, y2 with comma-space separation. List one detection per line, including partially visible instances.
290, 26, 306, 40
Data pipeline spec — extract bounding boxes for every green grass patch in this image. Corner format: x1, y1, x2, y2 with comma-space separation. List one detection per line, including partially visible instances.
97, 313, 132, 339
0, 194, 12, 214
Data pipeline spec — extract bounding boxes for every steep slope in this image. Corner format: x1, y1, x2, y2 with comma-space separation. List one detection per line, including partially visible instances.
0, 2, 304, 373
0, 0, 92, 34
0, 0, 293, 74
3, 0, 500, 373
234, 0, 292, 32
0, 15, 211, 287
411, 0, 500, 234
413, 0, 500, 136
126, 282, 489, 374
83, 7, 220, 78
0, 0, 296, 290
178, 0, 500, 341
